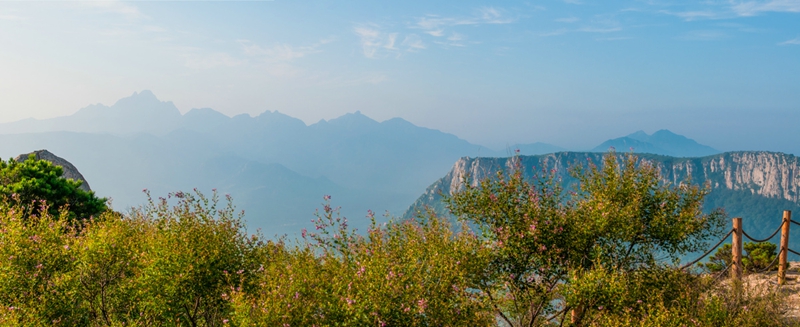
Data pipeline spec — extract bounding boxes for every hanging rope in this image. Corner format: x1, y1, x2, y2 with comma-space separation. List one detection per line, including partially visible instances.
712, 263, 733, 282
790, 220, 800, 228
680, 229, 734, 270
788, 248, 800, 257
750, 248, 784, 274
742, 221, 784, 243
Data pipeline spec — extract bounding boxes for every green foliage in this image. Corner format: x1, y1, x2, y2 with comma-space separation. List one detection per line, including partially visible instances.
589, 278, 790, 327
703, 242, 779, 273
0, 190, 257, 326
0, 203, 81, 325
0, 150, 793, 326
0, 191, 495, 326
446, 152, 727, 326
229, 202, 495, 326
0, 155, 107, 220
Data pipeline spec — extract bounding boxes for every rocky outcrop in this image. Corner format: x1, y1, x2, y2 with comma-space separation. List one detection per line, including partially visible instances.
14, 150, 92, 192
405, 151, 800, 218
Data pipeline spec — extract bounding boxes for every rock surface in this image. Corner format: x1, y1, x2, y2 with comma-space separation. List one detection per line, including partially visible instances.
405, 151, 800, 218
14, 149, 92, 192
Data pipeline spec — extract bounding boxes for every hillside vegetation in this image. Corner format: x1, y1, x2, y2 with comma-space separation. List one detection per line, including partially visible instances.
406, 151, 800, 255
0, 152, 795, 326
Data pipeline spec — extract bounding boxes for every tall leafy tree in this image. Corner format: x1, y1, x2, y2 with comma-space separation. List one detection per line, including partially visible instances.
447, 152, 726, 326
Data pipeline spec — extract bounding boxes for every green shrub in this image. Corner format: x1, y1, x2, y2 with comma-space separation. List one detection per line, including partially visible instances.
446, 152, 727, 326
228, 201, 495, 326
0, 151, 793, 326
703, 242, 779, 273
0, 155, 107, 220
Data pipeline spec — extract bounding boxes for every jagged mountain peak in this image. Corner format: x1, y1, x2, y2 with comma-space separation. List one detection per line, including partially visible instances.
626, 130, 650, 141
111, 90, 180, 115
327, 111, 379, 126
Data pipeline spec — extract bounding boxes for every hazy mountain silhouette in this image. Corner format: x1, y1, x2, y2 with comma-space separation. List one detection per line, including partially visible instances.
0, 91, 726, 236
0, 91, 501, 235
0, 91, 182, 135
592, 130, 719, 157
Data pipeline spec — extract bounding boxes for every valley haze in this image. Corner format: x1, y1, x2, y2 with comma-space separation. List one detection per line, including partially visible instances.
2, 91, 797, 238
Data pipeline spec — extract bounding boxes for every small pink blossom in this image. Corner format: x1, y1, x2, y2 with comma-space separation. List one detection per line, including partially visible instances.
417, 299, 428, 313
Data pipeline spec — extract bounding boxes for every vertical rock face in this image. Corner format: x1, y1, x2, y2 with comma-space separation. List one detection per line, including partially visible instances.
665, 152, 800, 202
405, 151, 800, 218
14, 149, 92, 192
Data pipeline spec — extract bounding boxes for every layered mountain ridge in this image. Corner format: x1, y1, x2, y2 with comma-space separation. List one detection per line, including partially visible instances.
405, 151, 800, 239
1, 90, 777, 237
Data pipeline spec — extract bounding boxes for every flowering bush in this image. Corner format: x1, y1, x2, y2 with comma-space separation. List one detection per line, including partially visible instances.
0, 151, 791, 326
228, 201, 495, 326
447, 152, 726, 326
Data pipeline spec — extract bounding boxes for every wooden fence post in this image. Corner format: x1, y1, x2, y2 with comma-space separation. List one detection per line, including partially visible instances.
570, 306, 583, 326
732, 217, 743, 281
779, 210, 792, 285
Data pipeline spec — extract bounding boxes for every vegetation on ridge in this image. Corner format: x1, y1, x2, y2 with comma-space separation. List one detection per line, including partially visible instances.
0, 152, 794, 326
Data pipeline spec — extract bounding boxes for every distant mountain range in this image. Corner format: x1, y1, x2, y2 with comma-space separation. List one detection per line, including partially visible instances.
591, 130, 720, 157
0, 90, 736, 236
0, 91, 497, 235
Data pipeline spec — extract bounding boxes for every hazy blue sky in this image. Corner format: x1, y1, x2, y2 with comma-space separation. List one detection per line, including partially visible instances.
1, 1, 798, 151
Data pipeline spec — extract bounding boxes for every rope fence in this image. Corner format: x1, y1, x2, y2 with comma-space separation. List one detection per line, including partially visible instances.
680, 229, 733, 270
679, 210, 794, 284
753, 248, 784, 274
742, 221, 784, 243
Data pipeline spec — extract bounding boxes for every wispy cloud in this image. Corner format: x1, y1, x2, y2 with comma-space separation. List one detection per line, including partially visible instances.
779, 37, 800, 45
478, 7, 515, 24
355, 26, 396, 58
384, 33, 399, 50
434, 32, 468, 47
239, 38, 333, 62
732, 0, 800, 16
412, 7, 516, 39
664, 10, 722, 21
403, 34, 426, 51
354, 25, 425, 58
663, 0, 800, 20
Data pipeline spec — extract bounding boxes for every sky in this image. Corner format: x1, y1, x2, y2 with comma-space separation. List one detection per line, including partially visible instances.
0, 0, 799, 152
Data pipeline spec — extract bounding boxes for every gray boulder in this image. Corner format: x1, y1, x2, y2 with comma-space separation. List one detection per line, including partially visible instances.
14, 149, 92, 192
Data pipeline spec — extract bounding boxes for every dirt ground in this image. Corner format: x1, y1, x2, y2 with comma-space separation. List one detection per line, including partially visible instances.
735, 262, 800, 322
